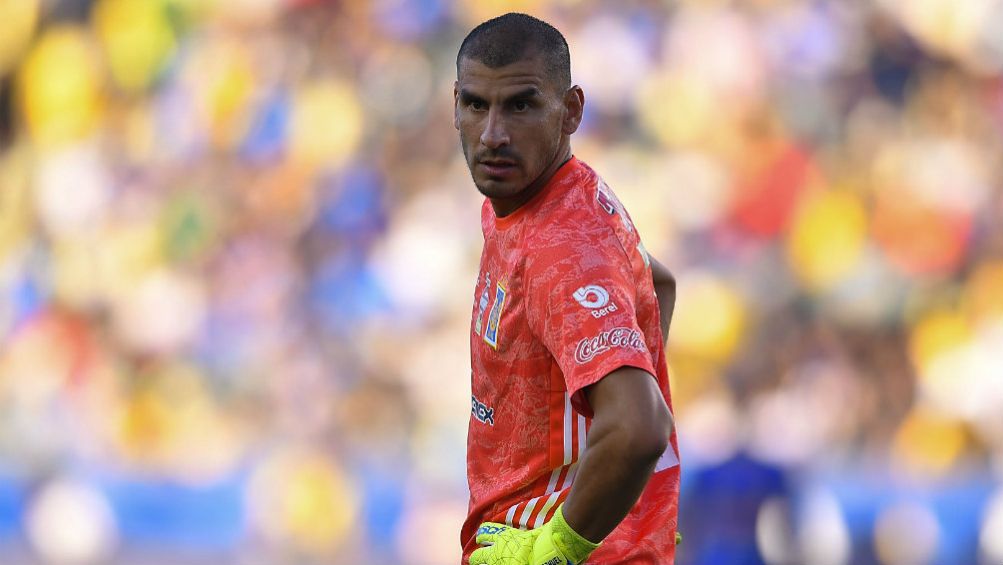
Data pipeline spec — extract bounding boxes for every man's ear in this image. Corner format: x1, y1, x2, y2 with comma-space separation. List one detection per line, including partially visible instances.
453, 81, 460, 130
562, 85, 585, 135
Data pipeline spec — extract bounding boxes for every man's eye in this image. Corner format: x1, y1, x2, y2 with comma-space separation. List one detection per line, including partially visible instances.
513, 101, 529, 112
470, 101, 486, 111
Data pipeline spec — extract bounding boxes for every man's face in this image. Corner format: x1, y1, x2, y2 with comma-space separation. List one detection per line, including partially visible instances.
454, 54, 568, 201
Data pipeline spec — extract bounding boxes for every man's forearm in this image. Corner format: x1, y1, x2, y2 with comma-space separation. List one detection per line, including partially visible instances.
559, 410, 667, 542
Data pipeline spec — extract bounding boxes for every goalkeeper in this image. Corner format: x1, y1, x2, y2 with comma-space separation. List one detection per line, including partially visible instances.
455, 13, 681, 565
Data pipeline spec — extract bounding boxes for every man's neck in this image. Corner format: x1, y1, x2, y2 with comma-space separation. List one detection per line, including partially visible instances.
490, 144, 572, 218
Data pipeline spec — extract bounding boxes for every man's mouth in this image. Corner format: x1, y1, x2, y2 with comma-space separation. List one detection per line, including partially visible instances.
479, 159, 517, 177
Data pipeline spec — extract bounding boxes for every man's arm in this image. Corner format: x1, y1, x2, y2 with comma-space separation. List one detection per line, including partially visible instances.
650, 256, 676, 341
560, 367, 673, 542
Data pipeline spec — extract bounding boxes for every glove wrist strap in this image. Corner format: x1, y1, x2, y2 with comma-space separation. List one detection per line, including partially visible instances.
550, 504, 601, 564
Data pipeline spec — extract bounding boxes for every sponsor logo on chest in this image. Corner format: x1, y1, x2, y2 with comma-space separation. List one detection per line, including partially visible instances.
471, 394, 495, 425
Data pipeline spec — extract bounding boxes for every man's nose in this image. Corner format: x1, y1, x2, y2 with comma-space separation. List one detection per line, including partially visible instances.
480, 108, 510, 149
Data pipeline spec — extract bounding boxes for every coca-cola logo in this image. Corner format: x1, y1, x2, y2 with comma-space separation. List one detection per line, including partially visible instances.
574, 327, 646, 364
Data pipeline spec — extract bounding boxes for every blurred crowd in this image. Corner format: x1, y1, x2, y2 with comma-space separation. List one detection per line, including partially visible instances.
0, 0, 1001, 564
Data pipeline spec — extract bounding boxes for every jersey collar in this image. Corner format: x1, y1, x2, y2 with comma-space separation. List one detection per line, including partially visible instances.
493, 156, 580, 230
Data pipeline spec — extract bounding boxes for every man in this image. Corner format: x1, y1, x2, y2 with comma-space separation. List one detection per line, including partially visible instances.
456, 13, 681, 565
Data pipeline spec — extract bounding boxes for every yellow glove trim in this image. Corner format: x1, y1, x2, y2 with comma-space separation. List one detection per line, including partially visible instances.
548, 504, 600, 563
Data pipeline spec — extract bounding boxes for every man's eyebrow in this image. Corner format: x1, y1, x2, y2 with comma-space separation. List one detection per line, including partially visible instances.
458, 87, 542, 105
458, 89, 487, 104
505, 87, 541, 102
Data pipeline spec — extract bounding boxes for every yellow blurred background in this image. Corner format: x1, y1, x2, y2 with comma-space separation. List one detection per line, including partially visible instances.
0, 0, 1002, 564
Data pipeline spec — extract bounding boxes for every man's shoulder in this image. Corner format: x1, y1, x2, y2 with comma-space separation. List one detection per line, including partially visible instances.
529, 162, 624, 247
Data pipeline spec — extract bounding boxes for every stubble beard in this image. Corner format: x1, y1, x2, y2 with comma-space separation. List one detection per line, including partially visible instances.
462, 141, 524, 199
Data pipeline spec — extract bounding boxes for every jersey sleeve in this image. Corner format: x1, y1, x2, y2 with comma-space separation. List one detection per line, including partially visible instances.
525, 223, 657, 418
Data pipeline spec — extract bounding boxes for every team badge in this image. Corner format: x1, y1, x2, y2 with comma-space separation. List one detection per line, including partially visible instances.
483, 281, 507, 349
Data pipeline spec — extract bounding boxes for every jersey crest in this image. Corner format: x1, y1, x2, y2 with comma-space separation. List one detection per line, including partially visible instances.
483, 281, 507, 349
474, 272, 492, 335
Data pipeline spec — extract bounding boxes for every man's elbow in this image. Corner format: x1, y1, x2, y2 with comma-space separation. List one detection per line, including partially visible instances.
651, 259, 676, 291
624, 402, 673, 464
661, 271, 676, 292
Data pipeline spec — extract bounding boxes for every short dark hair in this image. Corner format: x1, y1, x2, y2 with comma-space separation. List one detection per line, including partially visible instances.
456, 13, 571, 90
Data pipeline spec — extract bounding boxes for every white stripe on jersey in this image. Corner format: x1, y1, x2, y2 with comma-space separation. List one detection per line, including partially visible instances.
505, 392, 590, 529
544, 466, 562, 495
563, 393, 573, 465
577, 412, 587, 458
518, 497, 540, 528
532, 488, 563, 528
505, 504, 518, 527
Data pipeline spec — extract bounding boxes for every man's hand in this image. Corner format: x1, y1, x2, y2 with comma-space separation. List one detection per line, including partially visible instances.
469, 505, 599, 565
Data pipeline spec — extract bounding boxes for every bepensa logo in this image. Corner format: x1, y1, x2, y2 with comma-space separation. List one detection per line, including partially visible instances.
574, 285, 618, 319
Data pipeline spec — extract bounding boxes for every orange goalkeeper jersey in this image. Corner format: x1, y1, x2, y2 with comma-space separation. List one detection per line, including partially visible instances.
463, 157, 680, 564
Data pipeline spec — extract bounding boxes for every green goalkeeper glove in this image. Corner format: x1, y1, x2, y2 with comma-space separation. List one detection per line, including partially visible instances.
469, 504, 600, 565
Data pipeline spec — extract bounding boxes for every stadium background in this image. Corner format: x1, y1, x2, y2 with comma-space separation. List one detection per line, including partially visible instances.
0, 0, 1002, 563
